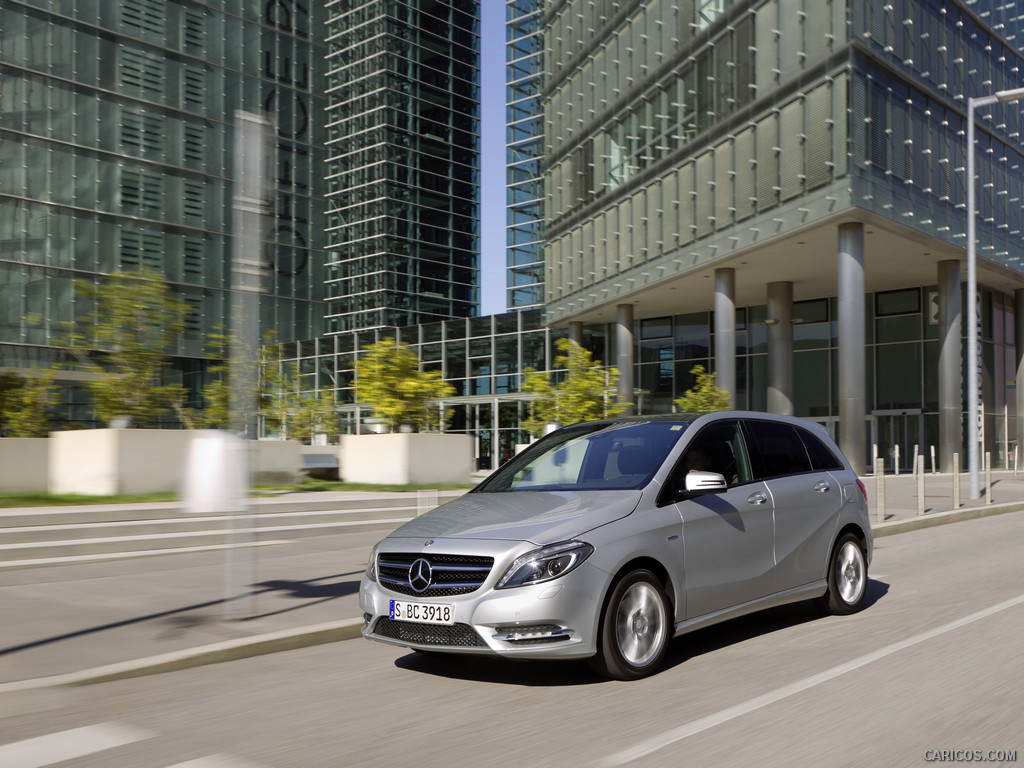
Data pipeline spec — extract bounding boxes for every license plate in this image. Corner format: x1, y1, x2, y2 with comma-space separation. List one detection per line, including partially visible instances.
389, 600, 455, 625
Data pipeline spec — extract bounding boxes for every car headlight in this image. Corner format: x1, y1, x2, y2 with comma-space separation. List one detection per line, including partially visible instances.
365, 542, 380, 583
496, 541, 594, 589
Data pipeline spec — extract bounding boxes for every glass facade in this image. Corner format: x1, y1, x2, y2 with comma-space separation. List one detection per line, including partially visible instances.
505, 0, 544, 310
323, 0, 481, 333
0, 0, 328, 424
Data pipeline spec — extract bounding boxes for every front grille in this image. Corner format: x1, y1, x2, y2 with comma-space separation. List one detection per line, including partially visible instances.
372, 618, 487, 647
377, 552, 494, 597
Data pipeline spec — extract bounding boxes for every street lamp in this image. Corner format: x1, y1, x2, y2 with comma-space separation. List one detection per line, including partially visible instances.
966, 86, 1024, 499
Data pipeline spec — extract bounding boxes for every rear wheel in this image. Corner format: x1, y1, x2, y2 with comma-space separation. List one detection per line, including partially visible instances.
815, 533, 868, 614
590, 569, 670, 680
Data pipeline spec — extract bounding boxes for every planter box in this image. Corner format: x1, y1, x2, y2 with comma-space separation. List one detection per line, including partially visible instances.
49, 429, 195, 496
48, 430, 306, 495
340, 433, 473, 485
0, 438, 49, 493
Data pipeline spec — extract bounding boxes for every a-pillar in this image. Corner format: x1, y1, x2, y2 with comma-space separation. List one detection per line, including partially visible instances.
838, 223, 866, 475
1016, 290, 1024, 464
616, 304, 635, 415
938, 260, 962, 472
568, 321, 583, 347
766, 281, 793, 416
714, 268, 736, 407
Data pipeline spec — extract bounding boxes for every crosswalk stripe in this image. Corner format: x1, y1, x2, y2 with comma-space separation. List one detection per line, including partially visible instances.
0, 722, 153, 768
167, 755, 266, 768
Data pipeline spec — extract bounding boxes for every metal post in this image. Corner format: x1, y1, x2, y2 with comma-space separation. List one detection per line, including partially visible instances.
874, 457, 885, 524
894, 444, 900, 476
967, 96, 981, 500
985, 451, 992, 504
912, 444, 919, 476
953, 452, 961, 509
931, 445, 937, 474
917, 455, 925, 515
938, 260, 962, 473
226, 110, 271, 621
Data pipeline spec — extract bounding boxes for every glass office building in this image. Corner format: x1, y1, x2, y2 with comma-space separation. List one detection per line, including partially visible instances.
0, 0, 328, 424
505, 0, 545, 310
323, 0, 481, 333
539, 0, 1024, 472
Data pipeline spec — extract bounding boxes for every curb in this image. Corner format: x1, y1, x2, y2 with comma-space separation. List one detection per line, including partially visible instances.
871, 500, 1024, 537
0, 618, 364, 695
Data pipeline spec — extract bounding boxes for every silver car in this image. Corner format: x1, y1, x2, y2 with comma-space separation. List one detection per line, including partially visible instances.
359, 411, 872, 680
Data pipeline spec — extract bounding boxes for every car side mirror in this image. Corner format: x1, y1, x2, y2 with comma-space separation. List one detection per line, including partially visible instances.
683, 470, 728, 495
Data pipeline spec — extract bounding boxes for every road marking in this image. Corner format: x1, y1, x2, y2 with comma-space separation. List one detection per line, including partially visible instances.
0, 540, 293, 569
601, 592, 1024, 766
167, 755, 266, 768
0, 722, 153, 768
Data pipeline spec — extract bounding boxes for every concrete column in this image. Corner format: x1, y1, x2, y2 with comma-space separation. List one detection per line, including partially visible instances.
838, 222, 866, 475
1015, 289, 1024, 462
714, 268, 736, 407
616, 304, 635, 415
568, 321, 583, 347
938, 261, 963, 472
766, 281, 793, 416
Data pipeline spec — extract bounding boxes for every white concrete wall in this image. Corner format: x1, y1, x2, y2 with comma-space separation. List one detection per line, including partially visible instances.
0, 438, 49, 493
50, 429, 195, 495
340, 433, 474, 485
251, 439, 303, 485
48, 430, 306, 495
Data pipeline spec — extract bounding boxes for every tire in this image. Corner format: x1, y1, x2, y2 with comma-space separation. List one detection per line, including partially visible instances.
815, 533, 868, 615
590, 569, 671, 680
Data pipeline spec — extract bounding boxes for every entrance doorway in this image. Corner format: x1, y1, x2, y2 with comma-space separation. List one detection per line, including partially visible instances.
873, 410, 923, 473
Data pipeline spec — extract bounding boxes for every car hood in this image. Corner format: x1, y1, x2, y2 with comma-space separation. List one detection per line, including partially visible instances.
383, 490, 644, 544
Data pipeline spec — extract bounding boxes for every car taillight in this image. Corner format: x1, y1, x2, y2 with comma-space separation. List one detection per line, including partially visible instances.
856, 479, 867, 499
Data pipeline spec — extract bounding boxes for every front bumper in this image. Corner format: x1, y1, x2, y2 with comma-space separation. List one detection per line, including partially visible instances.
359, 562, 606, 660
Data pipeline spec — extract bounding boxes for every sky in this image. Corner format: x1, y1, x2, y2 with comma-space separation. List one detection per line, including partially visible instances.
478, 1, 509, 316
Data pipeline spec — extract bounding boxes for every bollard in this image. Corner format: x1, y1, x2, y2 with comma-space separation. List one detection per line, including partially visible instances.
874, 457, 886, 524
894, 444, 900, 476
912, 444, 919, 476
985, 451, 992, 505
952, 452, 960, 509
917, 455, 925, 515
1015, 446, 1019, 477
872, 443, 878, 468
931, 445, 937, 474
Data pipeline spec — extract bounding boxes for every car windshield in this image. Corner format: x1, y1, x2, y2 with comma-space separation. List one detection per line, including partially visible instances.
476, 420, 690, 492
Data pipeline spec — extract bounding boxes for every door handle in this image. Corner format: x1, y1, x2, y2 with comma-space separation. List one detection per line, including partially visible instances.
747, 492, 768, 505
814, 481, 830, 493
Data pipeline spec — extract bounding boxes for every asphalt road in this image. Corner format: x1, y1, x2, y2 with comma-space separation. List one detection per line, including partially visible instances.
2, 511, 1022, 768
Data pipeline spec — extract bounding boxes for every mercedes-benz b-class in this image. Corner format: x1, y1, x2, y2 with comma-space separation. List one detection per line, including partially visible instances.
359, 412, 872, 679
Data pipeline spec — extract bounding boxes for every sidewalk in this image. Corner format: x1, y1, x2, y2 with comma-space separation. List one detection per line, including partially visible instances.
2, 475, 1023, 694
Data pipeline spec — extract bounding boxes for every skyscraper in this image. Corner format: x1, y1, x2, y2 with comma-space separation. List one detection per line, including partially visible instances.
323, 0, 481, 333
505, 0, 545, 310
0, 0, 328, 425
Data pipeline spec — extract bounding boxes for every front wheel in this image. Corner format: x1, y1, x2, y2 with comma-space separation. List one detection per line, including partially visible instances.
590, 569, 671, 680
815, 533, 868, 615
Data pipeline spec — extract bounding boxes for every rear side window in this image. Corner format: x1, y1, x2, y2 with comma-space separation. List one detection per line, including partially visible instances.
744, 420, 811, 478
797, 427, 844, 470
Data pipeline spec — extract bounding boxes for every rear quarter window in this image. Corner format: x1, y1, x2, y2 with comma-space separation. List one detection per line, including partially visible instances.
797, 427, 845, 470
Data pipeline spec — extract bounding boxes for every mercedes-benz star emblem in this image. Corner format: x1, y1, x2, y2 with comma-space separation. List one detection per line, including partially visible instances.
408, 558, 433, 594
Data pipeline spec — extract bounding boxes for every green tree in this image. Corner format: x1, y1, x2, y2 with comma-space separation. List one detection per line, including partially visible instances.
521, 338, 626, 436
353, 338, 453, 432
261, 359, 338, 442
60, 268, 189, 428
0, 371, 57, 437
674, 364, 731, 413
